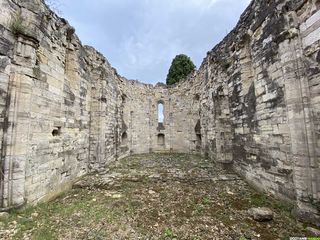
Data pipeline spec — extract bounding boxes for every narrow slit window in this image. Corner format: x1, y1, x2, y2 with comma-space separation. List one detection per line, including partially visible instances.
158, 102, 164, 123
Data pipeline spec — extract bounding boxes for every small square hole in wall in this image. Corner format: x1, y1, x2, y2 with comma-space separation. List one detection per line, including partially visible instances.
52, 127, 61, 137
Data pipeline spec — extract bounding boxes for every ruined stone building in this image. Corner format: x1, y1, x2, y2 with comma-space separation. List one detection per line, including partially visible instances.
0, 0, 319, 226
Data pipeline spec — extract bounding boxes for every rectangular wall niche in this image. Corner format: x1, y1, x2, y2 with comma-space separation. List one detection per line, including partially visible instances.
157, 134, 165, 146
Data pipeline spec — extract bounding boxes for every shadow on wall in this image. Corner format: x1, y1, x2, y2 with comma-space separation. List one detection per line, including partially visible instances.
121, 132, 129, 153
195, 120, 201, 151
157, 134, 165, 147
121, 132, 128, 145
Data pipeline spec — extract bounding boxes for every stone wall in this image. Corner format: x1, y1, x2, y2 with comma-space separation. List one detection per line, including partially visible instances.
0, 0, 125, 207
0, 0, 319, 227
196, 0, 320, 226
119, 77, 200, 155
0, 0, 200, 208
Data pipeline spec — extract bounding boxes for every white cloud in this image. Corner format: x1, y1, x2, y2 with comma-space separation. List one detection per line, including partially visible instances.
60, 0, 251, 84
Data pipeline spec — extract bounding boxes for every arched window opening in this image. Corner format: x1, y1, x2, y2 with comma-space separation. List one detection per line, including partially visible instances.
158, 102, 164, 123
195, 120, 202, 151
121, 132, 128, 145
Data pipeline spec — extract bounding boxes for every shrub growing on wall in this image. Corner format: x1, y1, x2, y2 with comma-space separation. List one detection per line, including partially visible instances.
166, 54, 196, 85
10, 12, 25, 36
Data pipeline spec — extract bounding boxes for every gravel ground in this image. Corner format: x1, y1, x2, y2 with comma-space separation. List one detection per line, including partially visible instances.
0, 153, 310, 239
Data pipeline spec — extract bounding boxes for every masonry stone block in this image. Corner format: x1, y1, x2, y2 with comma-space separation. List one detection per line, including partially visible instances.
0, 0, 318, 227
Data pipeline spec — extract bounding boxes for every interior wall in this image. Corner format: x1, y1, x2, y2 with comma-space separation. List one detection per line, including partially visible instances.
0, 0, 125, 207
0, 0, 318, 227
119, 79, 201, 155
196, 0, 320, 226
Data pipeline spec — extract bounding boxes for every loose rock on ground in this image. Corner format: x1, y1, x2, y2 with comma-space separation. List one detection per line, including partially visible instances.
0, 153, 310, 239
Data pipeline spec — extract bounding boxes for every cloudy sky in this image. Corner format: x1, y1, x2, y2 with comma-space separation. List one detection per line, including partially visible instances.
54, 0, 251, 84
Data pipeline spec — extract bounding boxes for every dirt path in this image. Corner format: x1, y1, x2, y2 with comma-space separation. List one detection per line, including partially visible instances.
0, 153, 307, 239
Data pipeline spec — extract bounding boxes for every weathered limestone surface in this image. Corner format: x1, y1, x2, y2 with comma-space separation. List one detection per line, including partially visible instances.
0, 0, 125, 207
0, 0, 319, 226
118, 77, 200, 155
195, 0, 320, 225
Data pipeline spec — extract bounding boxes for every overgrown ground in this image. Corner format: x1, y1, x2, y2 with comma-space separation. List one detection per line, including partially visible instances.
0, 153, 309, 239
